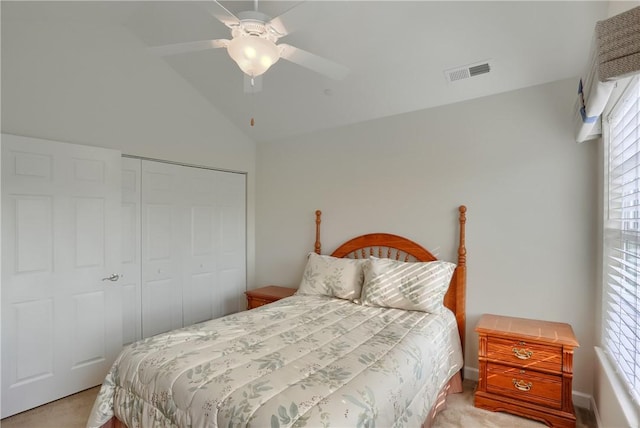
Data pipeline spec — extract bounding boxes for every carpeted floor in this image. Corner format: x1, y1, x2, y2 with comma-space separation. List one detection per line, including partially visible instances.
1, 385, 100, 428
1, 379, 596, 427
432, 380, 596, 428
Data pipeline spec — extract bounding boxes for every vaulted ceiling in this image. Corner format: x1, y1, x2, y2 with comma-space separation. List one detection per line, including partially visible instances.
4, 1, 611, 143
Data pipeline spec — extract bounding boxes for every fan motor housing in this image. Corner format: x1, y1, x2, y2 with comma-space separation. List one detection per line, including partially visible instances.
235, 10, 281, 40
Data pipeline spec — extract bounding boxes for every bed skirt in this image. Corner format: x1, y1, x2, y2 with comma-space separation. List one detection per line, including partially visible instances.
422, 371, 463, 428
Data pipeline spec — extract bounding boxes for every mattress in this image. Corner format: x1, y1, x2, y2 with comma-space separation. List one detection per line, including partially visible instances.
87, 294, 463, 428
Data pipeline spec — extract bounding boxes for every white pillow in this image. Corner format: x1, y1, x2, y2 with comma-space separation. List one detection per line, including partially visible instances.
361, 257, 456, 313
296, 252, 365, 300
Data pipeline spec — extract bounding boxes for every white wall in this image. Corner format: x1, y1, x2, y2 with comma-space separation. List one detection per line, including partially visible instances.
1, 11, 257, 287
256, 78, 598, 397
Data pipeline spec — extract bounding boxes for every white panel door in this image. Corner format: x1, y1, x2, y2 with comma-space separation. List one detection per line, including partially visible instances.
141, 160, 246, 335
216, 171, 246, 316
121, 157, 142, 345
141, 160, 183, 337
182, 166, 219, 326
182, 168, 246, 324
1, 134, 122, 418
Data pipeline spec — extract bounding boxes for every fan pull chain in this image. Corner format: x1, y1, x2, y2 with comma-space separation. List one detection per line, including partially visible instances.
250, 76, 255, 127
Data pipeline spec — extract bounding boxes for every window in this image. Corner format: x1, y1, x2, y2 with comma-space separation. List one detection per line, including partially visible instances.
604, 74, 640, 406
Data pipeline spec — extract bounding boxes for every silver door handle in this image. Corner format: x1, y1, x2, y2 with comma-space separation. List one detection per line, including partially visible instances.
101, 274, 121, 282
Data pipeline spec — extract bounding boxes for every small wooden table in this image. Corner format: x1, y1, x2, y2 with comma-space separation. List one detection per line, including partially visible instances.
245, 285, 296, 310
475, 314, 579, 427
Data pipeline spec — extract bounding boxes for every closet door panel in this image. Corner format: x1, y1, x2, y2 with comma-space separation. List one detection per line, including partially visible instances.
121, 158, 141, 345
141, 161, 183, 338
216, 172, 246, 316
143, 279, 177, 336
182, 167, 218, 326
185, 272, 216, 325
141, 160, 247, 335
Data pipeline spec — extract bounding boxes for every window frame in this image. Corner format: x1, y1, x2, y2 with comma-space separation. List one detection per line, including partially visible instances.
602, 73, 640, 410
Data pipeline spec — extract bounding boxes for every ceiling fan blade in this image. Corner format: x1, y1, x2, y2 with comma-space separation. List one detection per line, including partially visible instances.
266, 1, 306, 37
279, 44, 349, 80
149, 39, 229, 57
202, 1, 240, 28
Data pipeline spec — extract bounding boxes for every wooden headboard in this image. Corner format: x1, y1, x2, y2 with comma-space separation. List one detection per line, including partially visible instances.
313, 206, 467, 356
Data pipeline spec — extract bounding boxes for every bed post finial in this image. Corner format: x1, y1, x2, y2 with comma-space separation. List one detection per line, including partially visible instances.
458, 205, 467, 266
315, 210, 322, 254
456, 205, 467, 361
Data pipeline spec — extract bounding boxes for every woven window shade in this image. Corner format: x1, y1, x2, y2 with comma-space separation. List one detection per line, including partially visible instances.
596, 6, 640, 81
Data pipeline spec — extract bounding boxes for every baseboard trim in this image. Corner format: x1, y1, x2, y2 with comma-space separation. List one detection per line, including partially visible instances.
464, 366, 479, 381
573, 390, 592, 410
591, 394, 603, 428
464, 365, 593, 410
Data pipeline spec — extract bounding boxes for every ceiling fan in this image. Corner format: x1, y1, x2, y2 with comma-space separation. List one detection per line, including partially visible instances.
149, 1, 349, 84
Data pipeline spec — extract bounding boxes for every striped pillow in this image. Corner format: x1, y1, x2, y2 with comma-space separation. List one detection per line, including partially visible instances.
296, 252, 365, 300
361, 257, 456, 313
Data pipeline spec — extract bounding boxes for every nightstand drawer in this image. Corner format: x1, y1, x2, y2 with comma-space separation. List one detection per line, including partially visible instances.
246, 286, 297, 310
247, 297, 271, 309
486, 363, 562, 410
486, 336, 562, 372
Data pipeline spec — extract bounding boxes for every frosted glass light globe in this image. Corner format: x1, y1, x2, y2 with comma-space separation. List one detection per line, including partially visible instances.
227, 35, 280, 77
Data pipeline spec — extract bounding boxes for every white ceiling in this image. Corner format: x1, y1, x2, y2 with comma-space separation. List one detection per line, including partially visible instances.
6, 1, 611, 143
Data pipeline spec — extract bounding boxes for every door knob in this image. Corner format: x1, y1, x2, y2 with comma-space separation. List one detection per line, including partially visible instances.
101, 274, 121, 282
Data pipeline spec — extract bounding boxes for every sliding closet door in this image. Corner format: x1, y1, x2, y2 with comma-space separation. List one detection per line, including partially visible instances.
216, 171, 246, 317
182, 166, 219, 326
141, 160, 246, 336
121, 158, 142, 345
1, 134, 122, 418
182, 169, 246, 325
141, 161, 184, 338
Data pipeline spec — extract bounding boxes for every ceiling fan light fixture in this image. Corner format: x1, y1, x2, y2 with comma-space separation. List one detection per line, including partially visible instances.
227, 35, 280, 77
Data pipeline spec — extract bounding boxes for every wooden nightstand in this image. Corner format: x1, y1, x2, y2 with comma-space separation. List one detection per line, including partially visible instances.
245, 285, 296, 309
474, 314, 579, 427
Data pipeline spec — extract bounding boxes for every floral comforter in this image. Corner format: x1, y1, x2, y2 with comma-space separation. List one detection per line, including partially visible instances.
87, 295, 463, 428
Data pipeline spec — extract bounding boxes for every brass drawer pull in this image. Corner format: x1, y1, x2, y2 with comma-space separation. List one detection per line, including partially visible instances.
512, 379, 533, 391
512, 347, 533, 360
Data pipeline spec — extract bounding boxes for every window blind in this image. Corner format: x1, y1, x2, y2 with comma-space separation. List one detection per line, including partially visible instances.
604, 74, 640, 406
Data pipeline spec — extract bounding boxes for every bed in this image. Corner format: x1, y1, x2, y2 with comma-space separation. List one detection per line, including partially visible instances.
87, 206, 467, 428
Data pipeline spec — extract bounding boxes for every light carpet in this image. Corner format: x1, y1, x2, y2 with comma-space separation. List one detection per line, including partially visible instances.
432, 380, 596, 428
